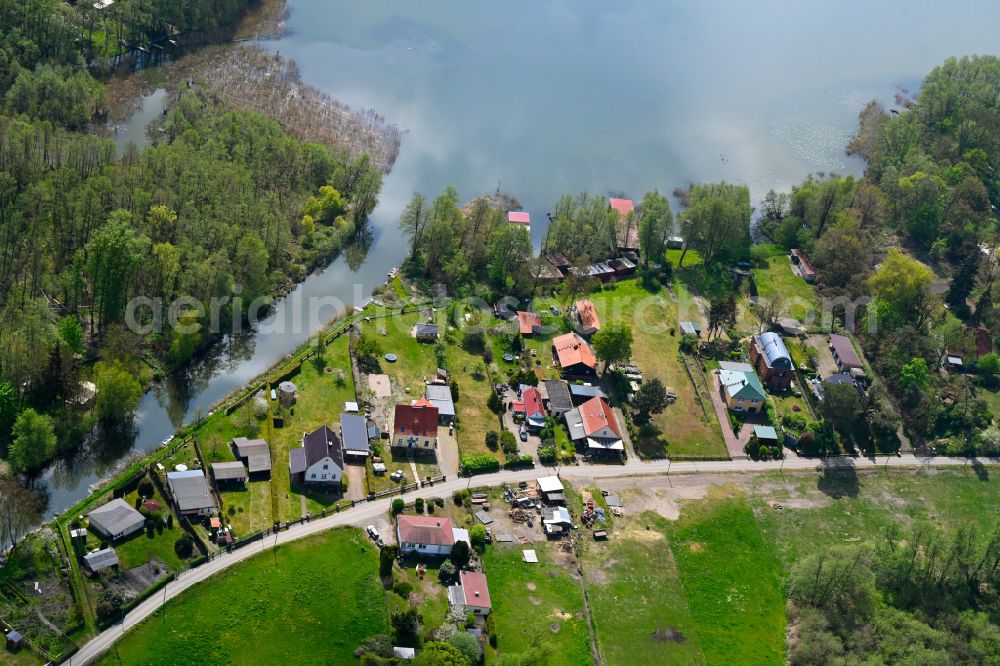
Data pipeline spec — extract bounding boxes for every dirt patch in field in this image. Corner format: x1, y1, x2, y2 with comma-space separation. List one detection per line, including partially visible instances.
652, 626, 687, 643
529, 596, 542, 605
554, 610, 573, 620
586, 567, 609, 585
688, 542, 705, 553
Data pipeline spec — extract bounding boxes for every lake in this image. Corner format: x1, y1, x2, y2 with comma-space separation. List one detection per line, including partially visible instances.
40, 0, 1000, 516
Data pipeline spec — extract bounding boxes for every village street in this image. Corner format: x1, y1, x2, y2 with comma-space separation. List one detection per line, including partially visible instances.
69, 451, 992, 665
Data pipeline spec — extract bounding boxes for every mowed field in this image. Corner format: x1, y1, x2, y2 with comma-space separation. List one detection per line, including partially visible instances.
484, 543, 593, 666
580, 512, 705, 665
589, 280, 726, 458
97, 528, 388, 666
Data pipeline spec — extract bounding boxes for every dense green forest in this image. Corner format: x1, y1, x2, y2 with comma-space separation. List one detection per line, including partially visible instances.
789, 522, 1000, 664
759, 55, 1000, 455
0, 0, 383, 473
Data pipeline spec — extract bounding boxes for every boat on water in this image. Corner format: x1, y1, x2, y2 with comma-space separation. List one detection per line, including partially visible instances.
387, 266, 399, 280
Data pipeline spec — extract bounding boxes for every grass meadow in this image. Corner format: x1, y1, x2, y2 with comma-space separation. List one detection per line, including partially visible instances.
98, 528, 387, 666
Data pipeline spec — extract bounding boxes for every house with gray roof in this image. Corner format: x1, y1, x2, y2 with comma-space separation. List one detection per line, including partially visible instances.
210, 461, 248, 486
83, 547, 120, 573
87, 498, 146, 541
750, 332, 793, 389
424, 383, 456, 423
289, 425, 344, 486
543, 380, 574, 416
340, 413, 371, 459
166, 470, 215, 517
230, 437, 272, 478
569, 383, 607, 406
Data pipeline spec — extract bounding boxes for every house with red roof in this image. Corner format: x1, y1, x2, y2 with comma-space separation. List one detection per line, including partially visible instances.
552, 332, 597, 376
513, 385, 546, 430
564, 396, 624, 455
508, 211, 531, 229
609, 197, 639, 252
448, 570, 492, 616
392, 403, 439, 452
397, 515, 455, 556
516, 311, 542, 336
573, 299, 601, 336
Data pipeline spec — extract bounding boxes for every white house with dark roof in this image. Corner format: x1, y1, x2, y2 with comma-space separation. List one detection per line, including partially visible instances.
289, 425, 344, 485
87, 498, 145, 541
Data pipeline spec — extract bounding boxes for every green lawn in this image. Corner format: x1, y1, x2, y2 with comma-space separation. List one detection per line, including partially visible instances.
665, 492, 786, 665
98, 528, 388, 665
112, 482, 190, 572
484, 544, 592, 665
445, 343, 501, 458
581, 513, 704, 665
590, 280, 725, 458
359, 310, 440, 396
753, 246, 820, 323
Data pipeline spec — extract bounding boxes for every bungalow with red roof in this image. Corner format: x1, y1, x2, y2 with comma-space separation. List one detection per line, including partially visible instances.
397, 515, 455, 556
573, 299, 601, 336
508, 211, 531, 235
516, 311, 542, 336
552, 332, 597, 376
448, 570, 492, 616
609, 197, 638, 252
392, 403, 439, 452
513, 385, 546, 430
564, 396, 624, 455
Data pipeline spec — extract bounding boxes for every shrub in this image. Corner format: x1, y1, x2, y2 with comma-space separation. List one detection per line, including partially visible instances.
453, 489, 469, 506
392, 581, 413, 598
137, 479, 154, 498
469, 524, 487, 550
485, 430, 499, 450
434, 497, 444, 507
500, 430, 518, 455
174, 535, 194, 559
438, 560, 456, 583
380, 545, 399, 579
538, 446, 557, 464
461, 455, 501, 476
391, 498, 405, 515
504, 454, 534, 469
415, 497, 425, 513
450, 540, 471, 568
487, 391, 503, 414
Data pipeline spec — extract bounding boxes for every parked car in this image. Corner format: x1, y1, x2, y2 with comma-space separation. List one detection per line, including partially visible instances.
366, 525, 380, 541
519, 426, 528, 442
549, 305, 560, 315
390, 470, 406, 483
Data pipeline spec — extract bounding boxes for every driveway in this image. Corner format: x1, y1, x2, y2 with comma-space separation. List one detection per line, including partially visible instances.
502, 408, 541, 461
343, 462, 367, 501
805, 334, 839, 377
437, 426, 460, 478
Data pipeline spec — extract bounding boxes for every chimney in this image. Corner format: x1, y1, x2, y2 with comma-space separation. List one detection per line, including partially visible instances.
474, 591, 480, 597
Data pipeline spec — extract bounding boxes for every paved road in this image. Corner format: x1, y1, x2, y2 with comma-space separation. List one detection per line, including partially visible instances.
70, 452, 991, 665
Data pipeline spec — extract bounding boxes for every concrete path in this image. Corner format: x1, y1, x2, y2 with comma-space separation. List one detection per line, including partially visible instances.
70, 452, 992, 664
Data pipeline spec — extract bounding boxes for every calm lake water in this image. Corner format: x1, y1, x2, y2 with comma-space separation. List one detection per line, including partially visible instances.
41, 0, 1000, 516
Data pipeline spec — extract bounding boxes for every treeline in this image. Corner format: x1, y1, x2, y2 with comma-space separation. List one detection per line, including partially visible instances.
399, 187, 691, 298
789, 522, 1000, 664
0, 0, 384, 476
0, 0, 260, 130
761, 55, 1000, 452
